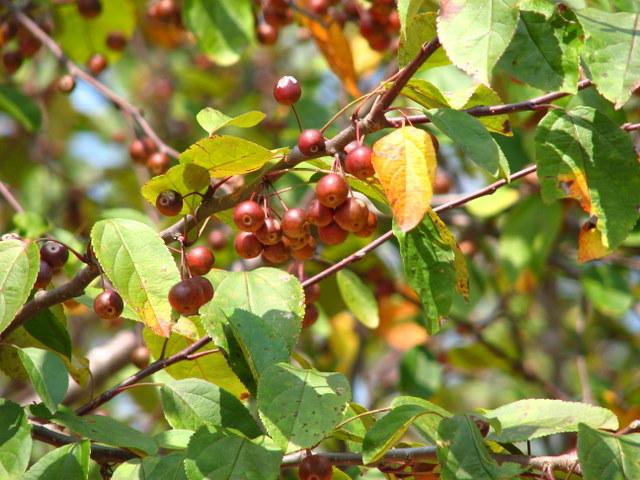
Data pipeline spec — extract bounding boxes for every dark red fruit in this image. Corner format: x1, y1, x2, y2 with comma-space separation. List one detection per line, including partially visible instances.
282, 208, 308, 238
317, 222, 348, 245
156, 190, 183, 216
40, 241, 69, 269
186, 246, 215, 276
207, 229, 228, 250
257, 23, 278, 45
343, 140, 359, 155
433, 171, 453, 194
309, 0, 329, 15
87, 53, 108, 75
156, 0, 178, 17
129, 139, 148, 163
298, 454, 332, 480
334, 198, 368, 232
18, 30, 41, 57
34, 261, 53, 289
255, 218, 283, 246
190, 275, 214, 304
345, 145, 375, 179
106, 31, 128, 51
316, 173, 349, 208
77, 0, 102, 18
93, 290, 124, 320
368, 32, 392, 52
234, 232, 263, 259
169, 279, 204, 316
273, 75, 301, 105
303, 283, 320, 304
302, 304, 320, 329
283, 234, 311, 250
2, 50, 23, 74
354, 210, 378, 237
291, 243, 315, 261
262, 241, 290, 264
143, 136, 158, 154
233, 200, 265, 232
263, 6, 293, 27
298, 129, 325, 157
130, 345, 150, 369
57, 75, 76, 94
306, 199, 333, 227
147, 152, 170, 175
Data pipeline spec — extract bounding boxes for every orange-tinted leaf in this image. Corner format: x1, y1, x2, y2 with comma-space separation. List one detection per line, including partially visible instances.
578, 220, 611, 263
372, 126, 437, 232
297, 10, 361, 97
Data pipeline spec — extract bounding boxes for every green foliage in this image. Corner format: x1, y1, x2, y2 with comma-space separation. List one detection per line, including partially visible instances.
141, 164, 210, 216
112, 454, 188, 480
23, 441, 90, 480
196, 108, 266, 136
0, 400, 32, 478
336, 269, 379, 329
17, 347, 68, 413
577, 424, 640, 480
0, 239, 39, 334
0, 85, 41, 132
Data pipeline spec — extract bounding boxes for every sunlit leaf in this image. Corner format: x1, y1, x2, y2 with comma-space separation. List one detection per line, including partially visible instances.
0, 239, 39, 335
141, 163, 210, 216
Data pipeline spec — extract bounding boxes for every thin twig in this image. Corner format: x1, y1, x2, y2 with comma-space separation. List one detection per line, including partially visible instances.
0, 181, 25, 213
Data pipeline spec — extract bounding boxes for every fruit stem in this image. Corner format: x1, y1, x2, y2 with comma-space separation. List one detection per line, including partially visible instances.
291, 104, 304, 132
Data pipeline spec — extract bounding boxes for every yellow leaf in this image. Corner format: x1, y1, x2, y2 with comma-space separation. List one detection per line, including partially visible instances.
578, 220, 611, 263
329, 312, 359, 375
297, 10, 361, 97
372, 126, 437, 231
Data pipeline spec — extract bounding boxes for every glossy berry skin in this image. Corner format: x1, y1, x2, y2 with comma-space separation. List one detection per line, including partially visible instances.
233, 200, 265, 233
303, 283, 321, 304
106, 32, 127, 51
263, 6, 293, 27
156, 190, 183, 216
282, 208, 308, 238
298, 454, 332, 480
298, 129, 325, 157
234, 232, 263, 259
147, 152, 170, 175
169, 279, 204, 316
345, 145, 375, 179
207, 229, 228, 250
306, 199, 333, 227
88, 53, 108, 75
130, 345, 150, 369
57, 75, 76, 94
186, 246, 215, 276
291, 243, 315, 261
354, 210, 378, 238
273, 75, 301, 105
93, 290, 124, 320
317, 222, 348, 245
302, 304, 320, 329
129, 139, 148, 163
190, 276, 214, 303
257, 23, 279, 45
316, 173, 349, 208
309, 0, 329, 15
77, 0, 102, 18
262, 241, 290, 264
34, 260, 53, 289
255, 218, 283, 246
283, 234, 310, 251
343, 140, 359, 155
40, 241, 69, 269
334, 198, 368, 233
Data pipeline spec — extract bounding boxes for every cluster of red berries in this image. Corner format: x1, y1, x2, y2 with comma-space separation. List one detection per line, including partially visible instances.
298, 454, 332, 480
33, 240, 69, 290
0, 13, 49, 75
168, 246, 215, 316
129, 137, 171, 176
255, 0, 399, 53
146, 0, 182, 26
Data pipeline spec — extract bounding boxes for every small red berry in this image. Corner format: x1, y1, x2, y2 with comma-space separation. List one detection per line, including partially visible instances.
298, 129, 325, 157
93, 290, 124, 320
306, 199, 333, 227
40, 241, 69, 270
186, 246, 215, 276
234, 232, 263, 259
34, 261, 53, 289
334, 198, 369, 233
302, 304, 320, 329
57, 75, 76, 94
309, 0, 330, 15
262, 241, 290, 264
130, 345, 150, 369
169, 279, 204, 316
87, 53, 108, 75
282, 208, 308, 239
255, 218, 283, 246
303, 283, 321, 304
345, 145, 375, 179
298, 454, 332, 480
106, 31, 127, 51
273, 75, 301, 105
316, 173, 349, 208
354, 210, 378, 237
317, 222, 348, 245
291, 243, 315, 261
257, 23, 279, 45
233, 201, 265, 233
343, 140, 359, 155
147, 152, 170, 175
129, 139, 148, 164
207, 229, 228, 250
156, 190, 183, 216
190, 275, 214, 304
77, 0, 102, 18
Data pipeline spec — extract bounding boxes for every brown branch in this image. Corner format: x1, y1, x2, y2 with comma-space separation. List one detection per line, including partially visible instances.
301, 164, 538, 289
0, 181, 25, 213
622, 122, 640, 131
3, 2, 180, 159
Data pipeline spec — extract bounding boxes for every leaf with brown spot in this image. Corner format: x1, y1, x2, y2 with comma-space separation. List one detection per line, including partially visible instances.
578, 221, 611, 263
372, 126, 437, 232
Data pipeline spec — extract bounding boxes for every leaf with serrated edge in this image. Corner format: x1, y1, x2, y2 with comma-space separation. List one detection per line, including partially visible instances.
372, 126, 437, 232
578, 424, 640, 480
141, 164, 210, 216
0, 240, 39, 334
91, 219, 180, 336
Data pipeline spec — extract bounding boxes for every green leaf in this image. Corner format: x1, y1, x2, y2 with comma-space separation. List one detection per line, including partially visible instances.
23, 308, 72, 360
582, 264, 634, 318
577, 9, 640, 108
390, 396, 451, 443
184, 427, 282, 480
394, 210, 469, 334
535, 106, 640, 250
399, 347, 443, 398
154, 429, 194, 450
336, 270, 379, 329
0, 85, 42, 132
160, 379, 261, 438
53, 409, 158, 456
24, 441, 90, 480
578, 424, 640, 480
498, 11, 581, 93
362, 405, 434, 464
427, 108, 510, 178
0, 239, 39, 334
91, 219, 181, 336
144, 317, 248, 398
518, 0, 556, 17
398, 11, 449, 69
257, 363, 351, 452
112, 454, 187, 480
0, 399, 32, 478
180, 136, 274, 177
196, 108, 266, 135
205, 268, 304, 379
437, 415, 523, 480
141, 164, 211, 216
54, 0, 136, 63
437, 0, 520, 85
183, 0, 254, 66
17, 347, 68, 413
485, 400, 618, 443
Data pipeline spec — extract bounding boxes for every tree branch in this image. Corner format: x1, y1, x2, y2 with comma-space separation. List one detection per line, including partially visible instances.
0, 181, 25, 213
